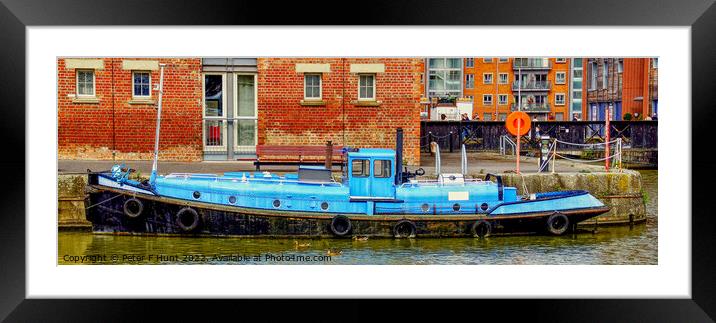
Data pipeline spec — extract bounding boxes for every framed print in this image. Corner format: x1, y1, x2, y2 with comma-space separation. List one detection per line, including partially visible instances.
2, 0, 715, 321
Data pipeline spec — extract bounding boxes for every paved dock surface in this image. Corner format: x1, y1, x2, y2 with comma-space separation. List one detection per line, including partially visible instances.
58, 152, 605, 176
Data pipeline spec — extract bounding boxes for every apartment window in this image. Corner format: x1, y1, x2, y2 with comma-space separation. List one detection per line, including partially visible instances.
652, 58, 658, 68
555, 93, 565, 105
602, 61, 608, 89
556, 58, 567, 63
590, 61, 598, 89
556, 72, 566, 84
573, 69, 583, 78
499, 58, 508, 63
498, 113, 507, 121
304, 74, 322, 100
465, 74, 474, 89
465, 95, 473, 101
483, 94, 493, 105
483, 58, 493, 63
483, 73, 493, 84
358, 74, 375, 100
483, 113, 493, 121
555, 113, 564, 121
617, 59, 624, 73
76, 70, 95, 96
132, 71, 151, 98
498, 73, 508, 84
498, 94, 508, 105
465, 58, 474, 67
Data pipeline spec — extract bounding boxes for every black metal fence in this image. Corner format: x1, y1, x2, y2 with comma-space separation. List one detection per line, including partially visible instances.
420, 121, 658, 152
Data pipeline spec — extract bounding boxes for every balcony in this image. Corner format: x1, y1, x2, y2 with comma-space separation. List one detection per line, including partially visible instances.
512, 80, 551, 91
511, 103, 551, 113
513, 59, 552, 70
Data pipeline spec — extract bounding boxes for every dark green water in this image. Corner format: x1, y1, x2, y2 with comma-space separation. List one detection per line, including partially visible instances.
58, 170, 657, 265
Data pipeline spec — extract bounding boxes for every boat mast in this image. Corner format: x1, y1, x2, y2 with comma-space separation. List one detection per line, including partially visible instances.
149, 63, 166, 186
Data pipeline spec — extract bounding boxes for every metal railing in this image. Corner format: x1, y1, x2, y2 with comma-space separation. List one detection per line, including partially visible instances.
499, 135, 516, 155
510, 103, 551, 112
513, 59, 552, 69
512, 80, 551, 91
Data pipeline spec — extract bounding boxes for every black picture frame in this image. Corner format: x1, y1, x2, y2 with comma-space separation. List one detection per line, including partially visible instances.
1, 0, 714, 321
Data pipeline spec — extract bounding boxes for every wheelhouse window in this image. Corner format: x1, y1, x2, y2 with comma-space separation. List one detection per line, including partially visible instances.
76, 69, 95, 96
133, 71, 151, 98
358, 74, 375, 100
304, 74, 321, 100
373, 160, 391, 178
351, 159, 369, 177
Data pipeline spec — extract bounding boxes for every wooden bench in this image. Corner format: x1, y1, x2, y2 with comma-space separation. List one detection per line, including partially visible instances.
254, 145, 345, 171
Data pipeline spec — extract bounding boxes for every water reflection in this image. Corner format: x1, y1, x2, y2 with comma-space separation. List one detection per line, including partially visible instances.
58, 170, 657, 265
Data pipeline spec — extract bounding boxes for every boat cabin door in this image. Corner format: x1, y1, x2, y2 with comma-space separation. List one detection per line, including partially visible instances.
348, 152, 396, 200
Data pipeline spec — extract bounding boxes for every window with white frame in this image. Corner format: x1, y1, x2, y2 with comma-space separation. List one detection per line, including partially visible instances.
465, 74, 474, 89
555, 93, 565, 105
304, 74, 322, 100
602, 60, 608, 89
556, 58, 567, 63
483, 73, 493, 84
499, 57, 508, 63
498, 73, 508, 84
132, 71, 151, 98
465, 58, 474, 67
590, 61, 598, 89
483, 58, 493, 63
498, 94, 508, 105
76, 69, 95, 96
652, 58, 658, 68
358, 74, 376, 100
556, 72, 566, 84
618, 59, 624, 73
483, 94, 493, 105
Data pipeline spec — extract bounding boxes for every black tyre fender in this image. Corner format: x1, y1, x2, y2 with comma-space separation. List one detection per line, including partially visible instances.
176, 207, 201, 232
123, 197, 144, 219
545, 212, 570, 235
471, 220, 492, 238
393, 219, 417, 238
329, 215, 352, 237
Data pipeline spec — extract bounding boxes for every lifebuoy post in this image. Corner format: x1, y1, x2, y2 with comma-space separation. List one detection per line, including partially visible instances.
505, 112, 531, 174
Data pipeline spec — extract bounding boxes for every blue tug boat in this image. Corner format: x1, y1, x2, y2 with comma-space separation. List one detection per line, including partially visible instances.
85, 65, 609, 238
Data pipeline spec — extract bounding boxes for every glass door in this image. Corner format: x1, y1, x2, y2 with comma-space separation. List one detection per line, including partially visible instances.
203, 74, 227, 156
233, 74, 257, 157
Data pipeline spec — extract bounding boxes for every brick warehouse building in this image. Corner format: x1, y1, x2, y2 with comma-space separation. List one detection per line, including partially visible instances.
57, 57, 423, 165
58, 58, 203, 161
257, 58, 423, 165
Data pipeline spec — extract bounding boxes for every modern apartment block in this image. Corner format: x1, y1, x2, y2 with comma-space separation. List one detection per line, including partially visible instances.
429, 57, 572, 121
582, 58, 658, 121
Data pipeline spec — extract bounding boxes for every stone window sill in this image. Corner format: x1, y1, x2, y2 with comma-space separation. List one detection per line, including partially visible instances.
300, 100, 326, 106
352, 100, 381, 107
128, 99, 156, 105
72, 97, 100, 104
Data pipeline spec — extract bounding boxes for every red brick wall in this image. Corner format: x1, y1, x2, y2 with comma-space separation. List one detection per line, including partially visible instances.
58, 58, 202, 161
257, 58, 422, 165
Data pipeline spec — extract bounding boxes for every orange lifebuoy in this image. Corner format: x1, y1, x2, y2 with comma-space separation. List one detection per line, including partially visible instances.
505, 111, 531, 136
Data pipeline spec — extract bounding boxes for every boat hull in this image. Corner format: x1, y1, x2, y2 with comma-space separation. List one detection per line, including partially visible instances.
86, 185, 610, 238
